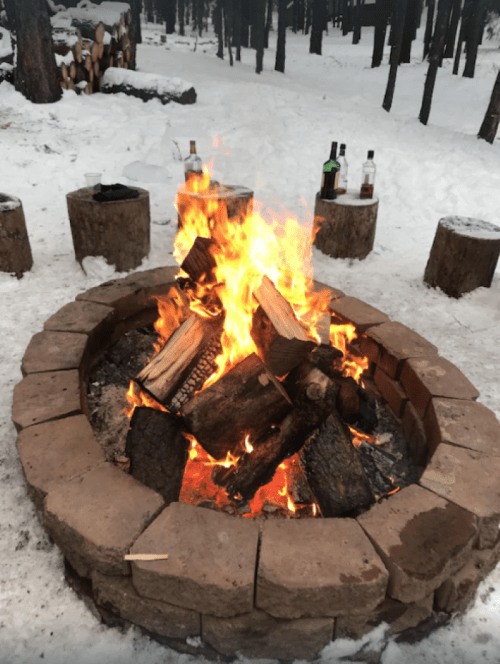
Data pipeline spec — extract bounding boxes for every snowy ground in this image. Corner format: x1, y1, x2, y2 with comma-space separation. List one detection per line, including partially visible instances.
1, 11, 500, 664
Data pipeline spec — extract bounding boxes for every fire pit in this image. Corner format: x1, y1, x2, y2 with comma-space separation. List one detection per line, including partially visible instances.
12, 266, 500, 660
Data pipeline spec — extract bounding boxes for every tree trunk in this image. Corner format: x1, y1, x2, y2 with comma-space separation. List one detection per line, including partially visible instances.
298, 0, 306, 31
305, 0, 313, 34
225, 0, 234, 65
241, 0, 250, 47
232, 0, 242, 59
130, 0, 142, 44
341, 0, 350, 34
382, 0, 408, 112
310, 0, 326, 54
352, 0, 365, 44
399, 0, 419, 62
419, 0, 453, 125
462, 0, 485, 78
166, 0, 177, 33
197, 0, 204, 35
264, 0, 273, 47
443, 0, 461, 58
453, 0, 473, 74
275, 0, 287, 72
215, 0, 224, 59
145, 0, 155, 23
255, 0, 266, 72
372, 0, 391, 67
178, 0, 185, 34
478, 69, 500, 144
4, 0, 62, 104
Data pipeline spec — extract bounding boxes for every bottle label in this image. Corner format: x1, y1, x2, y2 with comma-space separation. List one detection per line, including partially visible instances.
323, 160, 340, 173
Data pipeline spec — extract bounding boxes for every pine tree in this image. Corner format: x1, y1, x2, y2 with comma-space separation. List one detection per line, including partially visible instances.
275, 0, 287, 71
382, 0, 408, 112
478, 69, 500, 144
352, 0, 365, 44
462, 0, 486, 78
255, 0, 266, 73
310, 0, 326, 54
371, 0, 391, 67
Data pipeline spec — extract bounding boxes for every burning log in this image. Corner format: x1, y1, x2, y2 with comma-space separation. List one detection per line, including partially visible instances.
181, 353, 293, 460
251, 276, 317, 377
300, 412, 373, 517
125, 406, 188, 504
180, 236, 218, 283
155, 283, 191, 343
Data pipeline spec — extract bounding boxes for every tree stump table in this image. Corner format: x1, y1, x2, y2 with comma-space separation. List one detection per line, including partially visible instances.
66, 186, 150, 272
0, 193, 33, 276
424, 216, 500, 298
177, 183, 254, 229
313, 190, 379, 260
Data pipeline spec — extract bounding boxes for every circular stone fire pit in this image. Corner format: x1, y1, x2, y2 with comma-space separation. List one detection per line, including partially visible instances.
12, 267, 500, 661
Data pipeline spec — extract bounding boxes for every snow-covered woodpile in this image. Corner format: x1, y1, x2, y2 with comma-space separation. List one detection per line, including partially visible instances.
101, 67, 197, 105
51, 1, 135, 95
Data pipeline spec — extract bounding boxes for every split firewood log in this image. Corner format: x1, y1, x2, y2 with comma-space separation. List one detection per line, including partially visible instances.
180, 236, 218, 283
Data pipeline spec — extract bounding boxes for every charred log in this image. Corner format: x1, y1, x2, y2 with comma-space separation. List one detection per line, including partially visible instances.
180, 236, 218, 283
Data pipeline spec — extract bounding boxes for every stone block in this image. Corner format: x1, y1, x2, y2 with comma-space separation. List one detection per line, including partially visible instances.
44, 463, 164, 578
420, 443, 500, 549
12, 370, 81, 432
16, 415, 105, 511
44, 300, 115, 335
399, 356, 479, 419
329, 296, 390, 334
21, 330, 88, 376
359, 334, 381, 365
423, 397, 500, 458
130, 502, 259, 618
402, 402, 428, 467
255, 517, 388, 619
357, 484, 477, 604
374, 366, 408, 418
92, 571, 200, 640
202, 609, 334, 660
365, 322, 438, 380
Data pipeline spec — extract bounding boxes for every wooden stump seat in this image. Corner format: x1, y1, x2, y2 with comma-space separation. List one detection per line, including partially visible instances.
0, 193, 33, 276
177, 183, 254, 229
424, 216, 500, 298
313, 190, 379, 260
66, 186, 150, 272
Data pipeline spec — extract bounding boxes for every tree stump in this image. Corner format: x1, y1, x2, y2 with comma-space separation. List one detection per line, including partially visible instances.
424, 216, 500, 298
313, 190, 379, 260
66, 186, 150, 272
0, 194, 33, 276
177, 183, 254, 229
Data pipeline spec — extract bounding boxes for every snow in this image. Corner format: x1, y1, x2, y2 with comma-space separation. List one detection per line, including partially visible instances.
440, 216, 500, 240
52, 1, 131, 29
102, 66, 195, 95
0, 11, 500, 664
0, 26, 12, 59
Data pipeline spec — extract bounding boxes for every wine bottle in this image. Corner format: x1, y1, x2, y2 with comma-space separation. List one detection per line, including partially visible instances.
320, 142, 340, 200
337, 143, 348, 195
184, 140, 203, 183
360, 150, 376, 199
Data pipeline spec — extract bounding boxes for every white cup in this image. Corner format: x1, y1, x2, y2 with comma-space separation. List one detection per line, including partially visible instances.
85, 173, 102, 190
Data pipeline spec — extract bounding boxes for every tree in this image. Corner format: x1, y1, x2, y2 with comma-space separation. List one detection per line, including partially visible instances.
462, 0, 486, 78
275, 0, 287, 71
452, 0, 473, 74
225, 0, 234, 65
264, 0, 273, 47
352, 0, 365, 44
423, 0, 435, 59
232, 0, 242, 59
4, 0, 62, 104
310, 0, 326, 54
400, 0, 420, 62
382, 0, 408, 112
371, 0, 391, 67
419, 0, 453, 125
165, 0, 177, 33
178, 0, 185, 35
214, 0, 224, 58
255, 0, 266, 73
443, 0, 461, 58
478, 69, 500, 143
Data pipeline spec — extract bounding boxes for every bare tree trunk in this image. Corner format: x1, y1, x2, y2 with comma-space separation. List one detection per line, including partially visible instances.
419, 0, 453, 125
241, 0, 250, 47
382, 0, 408, 112
255, 0, 266, 72
352, 0, 365, 44
275, 0, 287, 71
423, 0, 435, 59
232, 0, 242, 59
462, 0, 485, 78
372, 0, 391, 67
166, 0, 176, 32
342, 0, 351, 34
453, 0, 472, 73
310, 0, 326, 54
443, 0, 461, 58
298, 0, 306, 31
400, 0, 419, 62
4, 0, 62, 104
264, 0, 273, 47
178, 0, 185, 34
144, 0, 155, 23
478, 69, 500, 144
305, 0, 313, 34
214, 0, 224, 58
225, 0, 234, 65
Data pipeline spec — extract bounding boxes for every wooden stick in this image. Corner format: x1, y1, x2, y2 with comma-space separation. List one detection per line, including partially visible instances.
124, 553, 169, 561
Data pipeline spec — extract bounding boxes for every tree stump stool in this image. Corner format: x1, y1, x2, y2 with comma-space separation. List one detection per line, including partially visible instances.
66, 186, 150, 272
313, 190, 379, 260
177, 182, 254, 229
0, 194, 33, 276
424, 216, 500, 298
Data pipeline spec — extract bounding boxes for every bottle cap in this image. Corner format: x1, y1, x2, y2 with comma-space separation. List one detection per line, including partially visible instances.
340, 143, 346, 150
368, 150, 374, 159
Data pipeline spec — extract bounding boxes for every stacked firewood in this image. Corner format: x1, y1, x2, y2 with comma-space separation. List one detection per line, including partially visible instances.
51, 8, 134, 95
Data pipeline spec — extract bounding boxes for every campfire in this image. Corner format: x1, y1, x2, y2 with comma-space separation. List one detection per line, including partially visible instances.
120, 167, 408, 520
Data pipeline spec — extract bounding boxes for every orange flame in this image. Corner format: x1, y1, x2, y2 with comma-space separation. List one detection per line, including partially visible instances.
124, 380, 168, 419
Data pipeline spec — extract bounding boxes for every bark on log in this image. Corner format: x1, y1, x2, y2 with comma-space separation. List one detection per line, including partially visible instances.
125, 406, 188, 504
423, 216, 500, 297
0, 194, 33, 276
180, 236, 218, 282
181, 353, 293, 460
300, 412, 373, 517
66, 186, 150, 272
251, 275, 317, 377
313, 190, 378, 259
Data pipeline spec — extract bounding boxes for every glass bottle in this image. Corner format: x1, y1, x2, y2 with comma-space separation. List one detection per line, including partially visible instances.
360, 150, 376, 199
184, 140, 203, 182
320, 141, 340, 200
337, 143, 348, 195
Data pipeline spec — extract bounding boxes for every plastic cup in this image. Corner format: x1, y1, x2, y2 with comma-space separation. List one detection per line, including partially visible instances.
84, 173, 102, 190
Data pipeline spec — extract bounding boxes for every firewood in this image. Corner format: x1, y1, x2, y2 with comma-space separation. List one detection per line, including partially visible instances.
97, 42, 105, 59
73, 41, 82, 63
67, 78, 76, 91
91, 41, 100, 63
251, 275, 317, 377
60, 62, 68, 81
74, 62, 87, 85
155, 283, 192, 343
83, 53, 92, 72
69, 61, 76, 80
300, 412, 374, 517
180, 236, 217, 282
94, 21, 106, 44
93, 60, 100, 77
181, 353, 293, 460
125, 406, 188, 504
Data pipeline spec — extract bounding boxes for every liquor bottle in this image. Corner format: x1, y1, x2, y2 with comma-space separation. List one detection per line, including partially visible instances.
336, 143, 348, 195
320, 141, 340, 200
184, 140, 203, 182
360, 150, 376, 199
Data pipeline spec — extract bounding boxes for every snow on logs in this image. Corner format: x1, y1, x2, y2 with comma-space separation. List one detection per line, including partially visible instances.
101, 68, 197, 106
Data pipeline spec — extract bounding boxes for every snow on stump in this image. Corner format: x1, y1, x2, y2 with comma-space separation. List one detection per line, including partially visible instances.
0, 194, 33, 276
66, 186, 150, 272
313, 190, 379, 260
101, 67, 196, 105
424, 217, 500, 298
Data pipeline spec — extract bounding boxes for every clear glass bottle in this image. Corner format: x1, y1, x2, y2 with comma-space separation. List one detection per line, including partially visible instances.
337, 143, 348, 195
360, 150, 376, 199
184, 140, 203, 182
320, 141, 340, 200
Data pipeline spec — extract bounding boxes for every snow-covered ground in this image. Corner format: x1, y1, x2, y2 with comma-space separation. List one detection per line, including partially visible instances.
1, 10, 500, 664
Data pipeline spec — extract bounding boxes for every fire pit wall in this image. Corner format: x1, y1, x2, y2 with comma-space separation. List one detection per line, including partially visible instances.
12, 267, 500, 661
